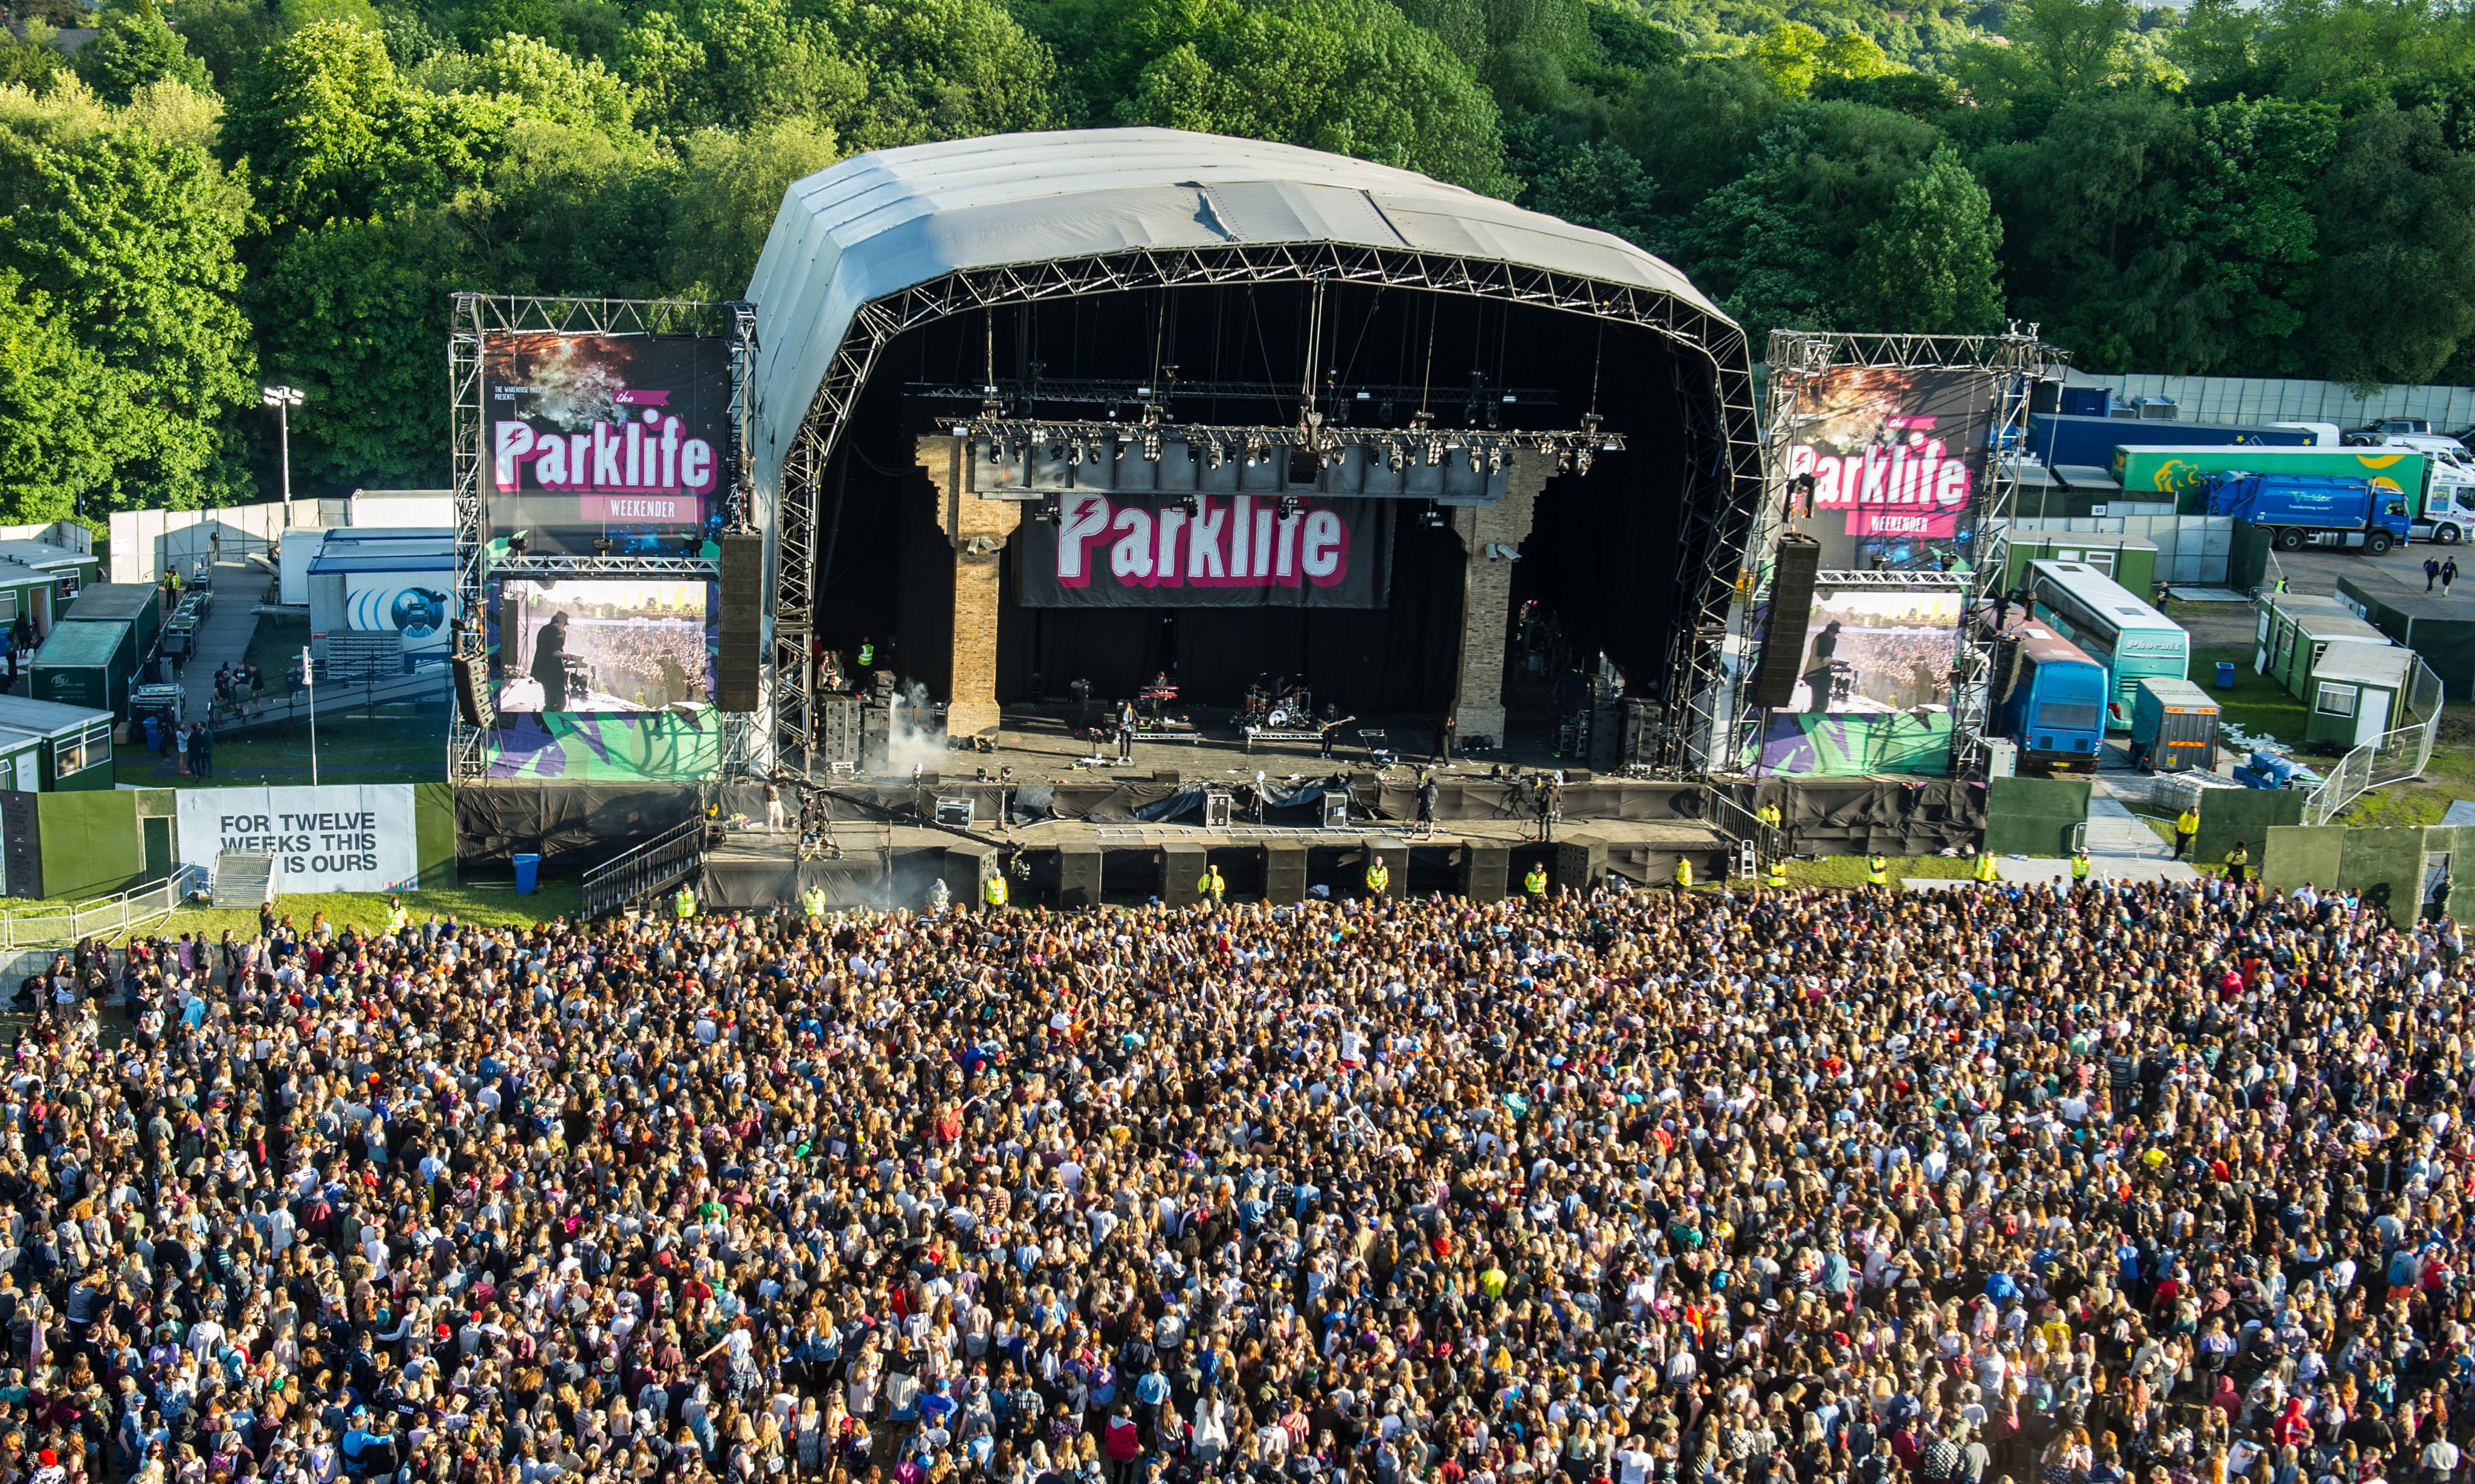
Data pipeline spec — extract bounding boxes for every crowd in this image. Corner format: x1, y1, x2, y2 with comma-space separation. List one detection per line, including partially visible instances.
5, 873, 2474, 1484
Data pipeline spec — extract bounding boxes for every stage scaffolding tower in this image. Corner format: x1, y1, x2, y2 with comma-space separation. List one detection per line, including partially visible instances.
1732, 327, 2063, 779
447, 293, 767, 782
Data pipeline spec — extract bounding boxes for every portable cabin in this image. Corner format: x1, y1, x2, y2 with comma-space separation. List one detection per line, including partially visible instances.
0, 727, 36, 793
2253, 592, 2392, 699
29, 617, 135, 717
2128, 677, 2222, 773
0, 695, 115, 790
2306, 644, 2415, 749
61, 582, 164, 657
2001, 534, 2160, 600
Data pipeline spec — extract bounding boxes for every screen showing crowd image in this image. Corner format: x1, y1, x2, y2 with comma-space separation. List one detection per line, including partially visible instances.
495, 578, 712, 715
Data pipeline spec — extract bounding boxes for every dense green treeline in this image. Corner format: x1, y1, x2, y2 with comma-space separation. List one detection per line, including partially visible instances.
4, 0, 2475, 521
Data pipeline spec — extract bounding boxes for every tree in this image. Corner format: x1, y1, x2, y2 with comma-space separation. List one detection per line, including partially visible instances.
222, 21, 506, 230
1610, 55, 1776, 211
0, 121, 257, 509
1753, 19, 1824, 97
1503, 112, 1665, 247
2310, 101, 2475, 386
1114, 0, 1515, 196
170, 0, 279, 88
0, 270, 127, 524
2178, 97, 2338, 373
663, 115, 840, 297
831, 0, 1059, 149
74, 0, 214, 103
248, 211, 461, 488
1847, 142, 2004, 331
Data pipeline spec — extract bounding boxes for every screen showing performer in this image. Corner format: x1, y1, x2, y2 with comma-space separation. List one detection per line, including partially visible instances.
494, 579, 712, 716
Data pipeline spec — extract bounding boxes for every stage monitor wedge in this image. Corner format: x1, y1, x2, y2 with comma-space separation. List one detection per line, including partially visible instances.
716, 532, 764, 712
1744, 534, 1822, 711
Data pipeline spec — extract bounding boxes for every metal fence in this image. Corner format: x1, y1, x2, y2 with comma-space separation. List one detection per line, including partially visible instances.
2304, 655, 2445, 824
579, 820, 708, 920
0, 870, 196, 950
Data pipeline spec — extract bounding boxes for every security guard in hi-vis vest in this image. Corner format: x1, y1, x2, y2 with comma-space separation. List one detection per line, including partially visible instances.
1673, 857, 1692, 894
983, 871, 1008, 911
1867, 855, 1889, 887
1765, 857, 1787, 890
1974, 849, 1999, 883
801, 885, 827, 920
1364, 856, 1390, 897
673, 884, 697, 920
1523, 863, 1548, 897
1199, 863, 1225, 906
2071, 848, 2091, 885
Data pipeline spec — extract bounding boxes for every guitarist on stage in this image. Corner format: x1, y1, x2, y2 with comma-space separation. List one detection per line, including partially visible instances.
1318, 702, 1351, 760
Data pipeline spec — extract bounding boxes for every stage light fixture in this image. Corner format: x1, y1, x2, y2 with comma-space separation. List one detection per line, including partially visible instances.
1425, 437, 1445, 468
1143, 428, 1161, 461
1576, 447, 1595, 476
1279, 495, 1301, 518
1205, 440, 1226, 469
1486, 445, 1503, 476
1387, 442, 1406, 472
592, 535, 614, 556
1467, 445, 1484, 475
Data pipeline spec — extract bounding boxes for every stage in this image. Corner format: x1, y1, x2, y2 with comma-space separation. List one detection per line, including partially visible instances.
688, 808, 1734, 912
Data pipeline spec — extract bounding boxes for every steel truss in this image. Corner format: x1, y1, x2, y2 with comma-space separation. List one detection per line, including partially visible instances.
1737, 327, 2064, 779
773, 244, 1763, 777
447, 292, 766, 782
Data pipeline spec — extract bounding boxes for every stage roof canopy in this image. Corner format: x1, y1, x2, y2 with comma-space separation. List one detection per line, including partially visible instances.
743, 127, 1731, 502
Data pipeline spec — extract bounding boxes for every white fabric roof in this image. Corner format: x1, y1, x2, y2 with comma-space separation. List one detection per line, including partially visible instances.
744, 128, 1728, 506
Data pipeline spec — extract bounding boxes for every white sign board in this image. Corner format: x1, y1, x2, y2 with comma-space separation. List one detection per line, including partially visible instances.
176, 785, 419, 892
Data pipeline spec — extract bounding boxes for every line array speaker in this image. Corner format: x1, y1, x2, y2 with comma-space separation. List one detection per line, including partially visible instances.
452, 653, 495, 729
716, 532, 764, 712
1744, 534, 1822, 711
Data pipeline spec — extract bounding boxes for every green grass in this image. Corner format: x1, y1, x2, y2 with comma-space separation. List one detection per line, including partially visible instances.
115, 707, 450, 787
2341, 706, 2475, 827
0, 881, 581, 943
2190, 642, 2311, 747
1780, 854, 1976, 887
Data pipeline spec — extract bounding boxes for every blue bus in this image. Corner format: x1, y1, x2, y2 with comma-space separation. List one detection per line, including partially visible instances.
1990, 617, 2109, 773
2025, 559, 2189, 730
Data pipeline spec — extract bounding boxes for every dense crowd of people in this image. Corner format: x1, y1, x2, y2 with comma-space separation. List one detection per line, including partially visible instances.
5, 873, 2473, 1484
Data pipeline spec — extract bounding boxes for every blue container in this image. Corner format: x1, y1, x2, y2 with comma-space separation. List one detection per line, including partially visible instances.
2216, 660, 2236, 687
512, 852, 540, 895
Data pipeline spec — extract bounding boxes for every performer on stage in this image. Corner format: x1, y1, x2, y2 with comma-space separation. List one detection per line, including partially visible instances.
1318, 702, 1343, 760
531, 610, 570, 713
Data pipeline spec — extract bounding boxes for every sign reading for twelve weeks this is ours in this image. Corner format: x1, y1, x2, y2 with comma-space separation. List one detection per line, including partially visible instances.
176, 786, 419, 893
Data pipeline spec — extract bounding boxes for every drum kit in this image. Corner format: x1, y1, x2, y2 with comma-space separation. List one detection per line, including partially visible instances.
1241, 676, 1313, 730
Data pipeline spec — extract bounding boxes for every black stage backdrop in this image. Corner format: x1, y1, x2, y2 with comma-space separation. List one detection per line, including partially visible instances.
998, 500, 1460, 710
1013, 493, 1395, 609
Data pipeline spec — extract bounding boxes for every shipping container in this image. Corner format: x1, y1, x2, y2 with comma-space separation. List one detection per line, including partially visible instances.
29, 616, 135, 717
61, 581, 164, 656
2027, 415, 2317, 472
2128, 676, 2222, 773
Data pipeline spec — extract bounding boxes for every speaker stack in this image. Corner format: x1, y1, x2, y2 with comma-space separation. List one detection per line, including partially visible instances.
716, 532, 764, 712
1744, 535, 1822, 711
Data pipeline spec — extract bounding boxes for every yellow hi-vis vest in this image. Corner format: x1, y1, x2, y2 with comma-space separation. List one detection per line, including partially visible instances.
1867, 856, 1889, 886
2071, 854, 2091, 882
1366, 860, 1390, 894
1673, 858, 1692, 889
801, 886, 827, 915
1523, 865, 1548, 896
983, 873, 1008, 906
673, 886, 696, 918
1974, 852, 1999, 883
1766, 859, 1786, 888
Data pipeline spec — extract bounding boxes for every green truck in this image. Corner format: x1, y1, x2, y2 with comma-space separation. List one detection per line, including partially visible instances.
2112, 444, 2475, 538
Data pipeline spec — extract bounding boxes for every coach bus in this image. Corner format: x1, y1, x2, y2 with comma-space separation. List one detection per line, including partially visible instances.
2025, 559, 2190, 730
1989, 616, 2109, 773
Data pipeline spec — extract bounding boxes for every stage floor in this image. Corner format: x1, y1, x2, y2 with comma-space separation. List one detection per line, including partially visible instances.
920, 705, 1606, 787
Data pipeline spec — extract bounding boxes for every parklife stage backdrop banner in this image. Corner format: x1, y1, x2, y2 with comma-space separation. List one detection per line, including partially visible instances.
177, 786, 419, 892
1015, 493, 1395, 608
486, 335, 731, 555
1778, 366, 2002, 569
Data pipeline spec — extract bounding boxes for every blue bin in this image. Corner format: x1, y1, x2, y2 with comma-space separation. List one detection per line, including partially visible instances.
2216, 660, 2236, 687
512, 853, 540, 895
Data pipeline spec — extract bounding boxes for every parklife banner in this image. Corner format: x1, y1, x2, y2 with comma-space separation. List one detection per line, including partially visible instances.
1777, 366, 2002, 568
1014, 492, 1395, 608
177, 785, 419, 892
486, 334, 731, 556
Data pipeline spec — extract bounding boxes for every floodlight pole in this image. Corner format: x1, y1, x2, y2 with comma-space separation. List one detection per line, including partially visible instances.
262, 385, 305, 527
